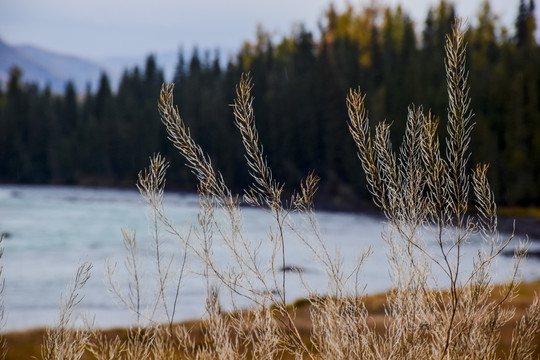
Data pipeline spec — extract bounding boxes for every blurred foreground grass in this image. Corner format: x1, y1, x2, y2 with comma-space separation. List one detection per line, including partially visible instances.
4, 280, 539, 359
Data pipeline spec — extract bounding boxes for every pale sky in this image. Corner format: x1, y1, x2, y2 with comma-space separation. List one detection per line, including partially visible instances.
0, 0, 534, 61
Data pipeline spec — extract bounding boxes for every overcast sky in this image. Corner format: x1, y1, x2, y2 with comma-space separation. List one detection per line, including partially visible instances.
0, 0, 535, 61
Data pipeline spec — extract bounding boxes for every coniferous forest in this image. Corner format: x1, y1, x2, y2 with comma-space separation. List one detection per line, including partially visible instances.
0, 0, 539, 207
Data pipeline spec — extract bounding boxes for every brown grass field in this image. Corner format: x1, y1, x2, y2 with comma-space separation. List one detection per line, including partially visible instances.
3, 280, 539, 359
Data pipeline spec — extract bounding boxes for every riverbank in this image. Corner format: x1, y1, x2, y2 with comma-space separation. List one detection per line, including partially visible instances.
497, 208, 540, 241
3, 280, 539, 359
315, 198, 540, 241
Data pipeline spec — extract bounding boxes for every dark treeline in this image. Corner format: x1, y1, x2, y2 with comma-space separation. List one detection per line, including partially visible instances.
1, 0, 539, 207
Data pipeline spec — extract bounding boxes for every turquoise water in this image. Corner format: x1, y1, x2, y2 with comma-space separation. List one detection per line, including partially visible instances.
0, 185, 538, 331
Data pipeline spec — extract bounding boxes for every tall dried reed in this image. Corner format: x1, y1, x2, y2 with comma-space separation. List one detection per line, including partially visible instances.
40, 262, 92, 360
343, 18, 538, 360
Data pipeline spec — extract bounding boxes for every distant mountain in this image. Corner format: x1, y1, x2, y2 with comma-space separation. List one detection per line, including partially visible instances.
0, 39, 237, 94
0, 38, 110, 93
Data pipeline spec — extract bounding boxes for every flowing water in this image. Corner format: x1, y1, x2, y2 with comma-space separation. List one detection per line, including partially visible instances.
1, 185, 538, 331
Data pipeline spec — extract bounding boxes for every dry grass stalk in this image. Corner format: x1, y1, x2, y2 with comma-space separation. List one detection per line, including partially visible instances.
40, 262, 92, 360
105, 230, 145, 325
346, 18, 539, 360
137, 154, 188, 329
156, 74, 319, 358
104, 153, 188, 332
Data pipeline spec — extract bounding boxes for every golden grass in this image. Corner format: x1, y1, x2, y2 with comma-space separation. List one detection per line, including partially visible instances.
3, 280, 539, 360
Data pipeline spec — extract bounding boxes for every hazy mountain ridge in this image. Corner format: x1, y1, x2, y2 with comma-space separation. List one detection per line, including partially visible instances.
0, 38, 111, 93
0, 38, 185, 93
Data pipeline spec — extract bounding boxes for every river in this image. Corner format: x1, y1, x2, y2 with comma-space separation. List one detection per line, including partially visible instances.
1, 185, 538, 331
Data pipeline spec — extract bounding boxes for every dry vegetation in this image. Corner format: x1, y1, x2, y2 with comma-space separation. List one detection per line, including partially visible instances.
1, 19, 540, 359
3, 281, 540, 359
